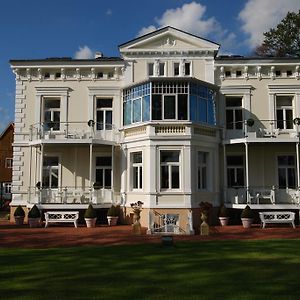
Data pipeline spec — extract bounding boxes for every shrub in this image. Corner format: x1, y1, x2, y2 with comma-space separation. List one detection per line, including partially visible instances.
28, 205, 41, 218
107, 205, 119, 217
241, 205, 253, 219
14, 205, 25, 217
219, 205, 229, 218
84, 204, 97, 219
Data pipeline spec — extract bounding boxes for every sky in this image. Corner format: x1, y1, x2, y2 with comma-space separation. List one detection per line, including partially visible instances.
1, 0, 300, 131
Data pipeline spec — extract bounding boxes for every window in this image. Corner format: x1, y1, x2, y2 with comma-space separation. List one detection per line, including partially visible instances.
287, 70, 293, 77
164, 95, 176, 119
278, 155, 296, 188
276, 96, 293, 129
43, 98, 60, 131
4, 183, 11, 194
55, 72, 61, 79
96, 98, 112, 130
42, 157, 59, 188
148, 63, 154, 76
236, 70, 242, 77
225, 71, 231, 77
174, 63, 180, 76
275, 70, 281, 77
44, 72, 50, 79
5, 158, 13, 168
160, 151, 180, 190
132, 152, 142, 190
197, 152, 208, 190
97, 72, 103, 78
185, 62, 191, 76
159, 63, 165, 76
226, 97, 243, 130
95, 157, 112, 189
227, 156, 244, 188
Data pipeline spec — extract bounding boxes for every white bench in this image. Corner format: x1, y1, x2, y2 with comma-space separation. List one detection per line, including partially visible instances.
45, 211, 79, 228
259, 211, 295, 229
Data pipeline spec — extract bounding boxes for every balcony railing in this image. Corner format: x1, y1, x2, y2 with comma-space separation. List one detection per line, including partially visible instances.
225, 119, 300, 139
27, 186, 117, 205
226, 186, 300, 205
29, 121, 121, 143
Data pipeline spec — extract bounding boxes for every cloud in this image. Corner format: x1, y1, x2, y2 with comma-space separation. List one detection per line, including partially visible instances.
74, 45, 93, 59
137, 2, 237, 52
106, 9, 112, 16
239, 0, 300, 48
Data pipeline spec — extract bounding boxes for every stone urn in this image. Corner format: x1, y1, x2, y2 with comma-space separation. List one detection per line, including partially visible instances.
200, 213, 209, 236
131, 201, 143, 235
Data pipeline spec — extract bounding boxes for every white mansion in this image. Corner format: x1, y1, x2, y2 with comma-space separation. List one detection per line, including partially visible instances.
9, 26, 300, 233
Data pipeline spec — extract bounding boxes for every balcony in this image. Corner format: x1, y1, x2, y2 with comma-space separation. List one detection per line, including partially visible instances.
27, 186, 119, 207
29, 121, 121, 144
226, 186, 300, 208
225, 119, 300, 142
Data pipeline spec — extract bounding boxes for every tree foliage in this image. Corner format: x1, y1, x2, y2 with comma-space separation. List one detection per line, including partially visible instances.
255, 10, 300, 57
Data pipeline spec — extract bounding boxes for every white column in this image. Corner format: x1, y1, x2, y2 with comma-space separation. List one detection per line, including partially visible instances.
88, 94, 94, 121
111, 145, 114, 201
245, 142, 250, 203
223, 144, 227, 203
40, 144, 44, 188
296, 142, 300, 188
268, 93, 276, 130
89, 143, 93, 202
35, 95, 41, 125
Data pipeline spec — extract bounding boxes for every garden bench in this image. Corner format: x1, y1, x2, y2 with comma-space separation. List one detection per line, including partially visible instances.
44, 211, 79, 228
259, 211, 295, 229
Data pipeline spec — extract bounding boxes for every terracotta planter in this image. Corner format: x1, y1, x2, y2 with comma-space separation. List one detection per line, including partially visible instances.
107, 216, 118, 226
219, 217, 229, 226
28, 218, 40, 228
241, 218, 253, 229
85, 218, 97, 228
14, 216, 24, 225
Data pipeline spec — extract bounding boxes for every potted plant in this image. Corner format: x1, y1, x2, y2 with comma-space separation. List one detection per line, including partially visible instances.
84, 204, 97, 228
28, 205, 41, 228
219, 205, 229, 226
14, 205, 25, 225
241, 205, 253, 228
107, 205, 119, 226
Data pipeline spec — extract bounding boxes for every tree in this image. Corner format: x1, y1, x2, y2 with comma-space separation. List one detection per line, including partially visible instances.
255, 10, 300, 57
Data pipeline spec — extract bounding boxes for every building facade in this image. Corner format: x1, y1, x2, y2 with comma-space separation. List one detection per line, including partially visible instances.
0, 123, 14, 206
9, 27, 300, 233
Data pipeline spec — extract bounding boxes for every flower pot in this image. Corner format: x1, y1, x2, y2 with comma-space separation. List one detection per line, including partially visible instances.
85, 218, 97, 228
107, 216, 118, 226
241, 218, 253, 229
219, 217, 229, 226
28, 218, 40, 228
15, 216, 24, 225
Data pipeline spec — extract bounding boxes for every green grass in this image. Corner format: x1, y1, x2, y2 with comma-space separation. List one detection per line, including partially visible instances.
1, 239, 300, 299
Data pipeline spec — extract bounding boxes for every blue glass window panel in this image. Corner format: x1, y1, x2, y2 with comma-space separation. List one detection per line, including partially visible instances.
133, 98, 142, 123
199, 86, 208, 98
199, 98, 207, 122
124, 101, 132, 125
142, 95, 150, 121
190, 95, 197, 121
207, 99, 215, 125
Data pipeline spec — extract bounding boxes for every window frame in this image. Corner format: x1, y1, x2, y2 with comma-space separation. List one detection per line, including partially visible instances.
276, 95, 294, 130
5, 158, 13, 168
95, 98, 113, 130
42, 155, 60, 189
160, 150, 181, 191
95, 156, 112, 189
131, 151, 143, 191
43, 97, 61, 131
227, 155, 245, 188
197, 151, 208, 191
277, 155, 296, 189
225, 96, 243, 130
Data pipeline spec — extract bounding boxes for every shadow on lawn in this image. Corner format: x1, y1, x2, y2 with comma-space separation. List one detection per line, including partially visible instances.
0, 240, 300, 299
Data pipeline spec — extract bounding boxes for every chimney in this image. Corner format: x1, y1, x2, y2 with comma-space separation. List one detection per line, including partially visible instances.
94, 52, 103, 59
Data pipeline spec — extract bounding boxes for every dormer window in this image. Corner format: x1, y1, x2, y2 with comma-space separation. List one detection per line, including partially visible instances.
159, 63, 165, 76
148, 63, 154, 76
185, 62, 191, 76
225, 71, 231, 77
236, 70, 242, 77
174, 63, 180, 76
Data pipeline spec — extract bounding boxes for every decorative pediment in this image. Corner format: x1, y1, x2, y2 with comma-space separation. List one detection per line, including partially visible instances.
119, 26, 219, 57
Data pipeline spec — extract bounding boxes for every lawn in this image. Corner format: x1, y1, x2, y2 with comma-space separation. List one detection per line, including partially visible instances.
0, 239, 300, 300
